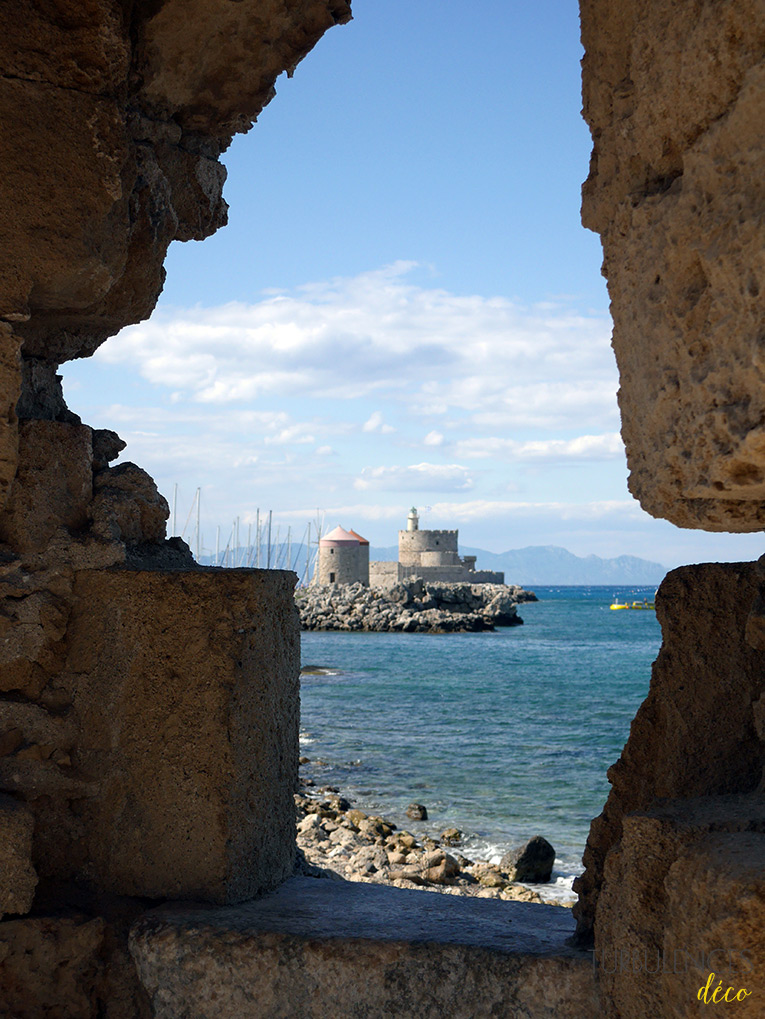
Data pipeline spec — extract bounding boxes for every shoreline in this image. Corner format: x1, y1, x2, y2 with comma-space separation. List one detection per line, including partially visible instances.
296, 768, 577, 908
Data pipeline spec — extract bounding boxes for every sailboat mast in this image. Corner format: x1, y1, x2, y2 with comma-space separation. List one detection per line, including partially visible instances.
195, 487, 201, 561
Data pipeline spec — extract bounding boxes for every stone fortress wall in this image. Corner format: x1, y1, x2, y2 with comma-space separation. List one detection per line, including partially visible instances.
398, 527, 459, 567
369, 508, 504, 590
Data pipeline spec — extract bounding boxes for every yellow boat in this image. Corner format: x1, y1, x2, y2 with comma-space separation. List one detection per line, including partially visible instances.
610, 597, 655, 610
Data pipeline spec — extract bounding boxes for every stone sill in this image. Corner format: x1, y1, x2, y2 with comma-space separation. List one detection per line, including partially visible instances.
130, 875, 599, 1018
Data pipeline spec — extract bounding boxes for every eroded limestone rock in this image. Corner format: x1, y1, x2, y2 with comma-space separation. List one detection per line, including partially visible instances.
2, 568, 299, 904
0, 325, 20, 510
581, 0, 765, 529
0, 794, 37, 919
594, 797, 765, 1019
574, 562, 765, 941
1, 0, 351, 357
0, 0, 349, 942
0, 913, 151, 1019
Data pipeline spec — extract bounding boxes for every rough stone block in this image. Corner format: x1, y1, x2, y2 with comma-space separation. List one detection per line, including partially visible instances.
0, 793, 37, 918
662, 832, 765, 1018
28, 567, 299, 904
575, 562, 765, 939
581, 0, 765, 530
0, 562, 75, 698
0, 77, 129, 327
0, 325, 20, 511
89, 462, 169, 544
0, 913, 151, 1019
0, 419, 93, 553
130, 876, 599, 1018
594, 796, 765, 1019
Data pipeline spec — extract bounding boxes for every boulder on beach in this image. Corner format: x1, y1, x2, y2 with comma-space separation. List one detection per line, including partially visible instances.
500, 835, 556, 883
440, 827, 462, 845
406, 802, 428, 821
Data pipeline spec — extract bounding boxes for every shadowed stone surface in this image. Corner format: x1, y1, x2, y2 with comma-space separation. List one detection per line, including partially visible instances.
20, 567, 300, 903
0, 794, 37, 919
0, 912, 152, 1019
1, 0, 352, 358
574, 562, 765, 941
130, 876, 600, 1018
594, 797, 765, 1019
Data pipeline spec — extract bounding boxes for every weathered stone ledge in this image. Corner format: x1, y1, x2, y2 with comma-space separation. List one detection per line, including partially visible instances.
129, 876, 599, 1019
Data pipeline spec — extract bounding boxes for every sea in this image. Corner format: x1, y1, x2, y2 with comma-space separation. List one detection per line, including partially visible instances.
298, 585, 663, 903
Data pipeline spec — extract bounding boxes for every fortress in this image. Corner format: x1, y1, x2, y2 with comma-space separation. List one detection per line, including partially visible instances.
316, 508, 504, 589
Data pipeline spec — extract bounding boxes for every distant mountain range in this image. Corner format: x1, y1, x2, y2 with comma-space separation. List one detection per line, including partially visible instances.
200, 541, 667, 586
369, 544, 667, 586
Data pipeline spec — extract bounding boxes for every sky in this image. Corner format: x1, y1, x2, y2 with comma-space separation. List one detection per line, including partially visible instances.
63, 0, 765, 569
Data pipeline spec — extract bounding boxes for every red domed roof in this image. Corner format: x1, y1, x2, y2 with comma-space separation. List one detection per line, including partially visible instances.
348, 529, 369, 545
320, 525, 359, 546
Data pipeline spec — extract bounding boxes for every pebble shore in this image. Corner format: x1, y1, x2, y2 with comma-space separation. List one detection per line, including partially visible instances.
297, 579, 537, 633
295, 778, 574, 907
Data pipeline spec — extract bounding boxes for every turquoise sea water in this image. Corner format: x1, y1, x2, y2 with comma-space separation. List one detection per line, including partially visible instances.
299, 585, 663, 899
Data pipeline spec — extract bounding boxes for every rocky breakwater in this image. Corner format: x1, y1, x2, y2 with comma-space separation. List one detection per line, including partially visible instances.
297, 579, 537, 633
295, 788, 565, 904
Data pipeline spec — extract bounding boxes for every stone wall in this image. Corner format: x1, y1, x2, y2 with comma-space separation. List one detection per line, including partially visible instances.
574, 563, 765, 1012
581, 0, 765, 530
370, 561, 505, 590
0, 0, 350, 1012
398, 528, 459, 567
578, 5, 765, 1005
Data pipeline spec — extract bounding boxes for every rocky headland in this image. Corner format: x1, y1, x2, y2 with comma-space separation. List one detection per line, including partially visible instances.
295, 779, 571, 906
297, 579, 537, 633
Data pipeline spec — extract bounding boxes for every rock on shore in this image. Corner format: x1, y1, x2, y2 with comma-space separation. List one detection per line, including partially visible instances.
297, 579, 537, 633
295, 787, 551, 904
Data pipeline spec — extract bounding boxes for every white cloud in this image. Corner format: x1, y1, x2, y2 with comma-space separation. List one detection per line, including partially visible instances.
279, 498, 646, 528
454, 432, 624, 462
362, 410, 395, 434
424, 430, 444, 446
354, 463, 474, 492
96, 263, 615, 428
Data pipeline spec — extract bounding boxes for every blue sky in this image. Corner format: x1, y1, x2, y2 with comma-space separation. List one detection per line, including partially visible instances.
63, 0, 765, 568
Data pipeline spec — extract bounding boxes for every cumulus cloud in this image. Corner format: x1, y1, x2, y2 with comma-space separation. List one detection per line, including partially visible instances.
362, 411, 395, 434
64, 264, 635, 555
96, 262, 615, 428
354, 463, 474, 492
454, 432, 624, 462
424, 430, 444, 446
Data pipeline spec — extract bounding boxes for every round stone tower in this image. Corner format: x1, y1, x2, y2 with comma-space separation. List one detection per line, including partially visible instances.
407, 507, 419, 531
348, 529, 370, 585
317, 525, 368, 586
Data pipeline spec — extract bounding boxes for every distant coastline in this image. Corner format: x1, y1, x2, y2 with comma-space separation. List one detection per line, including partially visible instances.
369, 544, 666, 587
